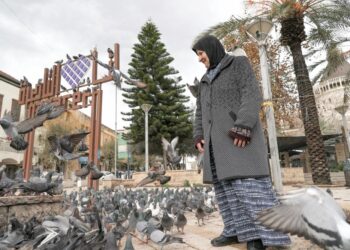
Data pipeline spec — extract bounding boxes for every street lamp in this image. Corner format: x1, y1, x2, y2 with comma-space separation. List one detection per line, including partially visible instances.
246, 18, 283, 192
141, 104, 152, 172
335, 104, 350, 154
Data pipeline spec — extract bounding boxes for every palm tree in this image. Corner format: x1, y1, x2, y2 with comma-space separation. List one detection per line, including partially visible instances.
201, 0, 350, 184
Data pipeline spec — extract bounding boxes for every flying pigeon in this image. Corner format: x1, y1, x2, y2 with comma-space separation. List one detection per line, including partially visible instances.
161, 137, 181, 167
257, 186, 350, 250
136, 168, 171, 187
75, 163, 91, 179
187, 77, 200, 98
48, 132, 89, 161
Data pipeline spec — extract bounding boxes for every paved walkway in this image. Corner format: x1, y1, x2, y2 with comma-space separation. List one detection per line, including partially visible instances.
104, 185, 350, 250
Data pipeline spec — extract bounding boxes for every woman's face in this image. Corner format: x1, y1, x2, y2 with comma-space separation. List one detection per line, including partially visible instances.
196, 50, 210, 69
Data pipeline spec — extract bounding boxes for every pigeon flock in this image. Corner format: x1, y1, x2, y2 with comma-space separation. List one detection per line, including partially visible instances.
0, 165, 63, 196
0, 184, 218, 249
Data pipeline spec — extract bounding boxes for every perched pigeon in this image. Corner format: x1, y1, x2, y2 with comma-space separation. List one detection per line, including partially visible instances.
124, 233, 134, 250
92, 54, 146, 89
174, 211, 187, 234
16, 181, 58, 195
149, 227, 185, 249
195, 205, 206, 226
257, 186, 350, 250
161, 211, 174, 234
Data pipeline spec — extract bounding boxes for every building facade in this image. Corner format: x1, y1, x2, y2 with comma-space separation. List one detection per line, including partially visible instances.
0, 71, 28, 169
313, 60, 350, 133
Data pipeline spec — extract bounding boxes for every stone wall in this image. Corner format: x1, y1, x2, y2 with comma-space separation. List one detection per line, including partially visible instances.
103, 169, 306, 187
304, 172, 346, 185
0, 195, 63, 234
281, 167, 305, 184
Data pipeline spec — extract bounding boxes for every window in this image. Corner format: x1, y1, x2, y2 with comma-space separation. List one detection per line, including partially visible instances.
11, 99, 21, 121
0, 94, 3, 117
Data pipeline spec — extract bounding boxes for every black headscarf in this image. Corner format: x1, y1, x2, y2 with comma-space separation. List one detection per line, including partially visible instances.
192, 35, 226, 69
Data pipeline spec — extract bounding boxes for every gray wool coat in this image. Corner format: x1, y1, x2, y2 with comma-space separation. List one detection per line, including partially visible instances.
194, 54, 270, 184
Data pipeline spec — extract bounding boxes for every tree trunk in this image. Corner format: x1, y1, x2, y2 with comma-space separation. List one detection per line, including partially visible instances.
289, 43, 331, 184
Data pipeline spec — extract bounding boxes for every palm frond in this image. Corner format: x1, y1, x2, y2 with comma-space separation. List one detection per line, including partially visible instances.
308, 59, 326, 72
194, 16, 254, 45
311, 67, 327, 85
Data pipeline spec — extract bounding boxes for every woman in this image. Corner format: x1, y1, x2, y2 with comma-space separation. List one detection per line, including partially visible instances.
192, 35, 291, 250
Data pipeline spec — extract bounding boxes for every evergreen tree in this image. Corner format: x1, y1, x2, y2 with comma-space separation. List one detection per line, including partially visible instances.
122, 20, 193, 157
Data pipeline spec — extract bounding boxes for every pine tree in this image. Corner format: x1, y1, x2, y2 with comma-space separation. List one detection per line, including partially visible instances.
122, 20, 193, 157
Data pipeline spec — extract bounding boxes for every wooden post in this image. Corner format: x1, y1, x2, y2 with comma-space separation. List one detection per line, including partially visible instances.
23, 104, 36, 181
93, 89, 103, 190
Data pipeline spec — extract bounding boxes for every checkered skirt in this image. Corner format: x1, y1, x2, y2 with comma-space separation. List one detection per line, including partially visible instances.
210, 141, 291, 246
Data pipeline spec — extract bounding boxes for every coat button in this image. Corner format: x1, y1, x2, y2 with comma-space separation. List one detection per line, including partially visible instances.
208, 119, 212, 124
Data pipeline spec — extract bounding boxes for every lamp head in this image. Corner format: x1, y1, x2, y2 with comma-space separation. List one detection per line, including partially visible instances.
246, 18, 273, 42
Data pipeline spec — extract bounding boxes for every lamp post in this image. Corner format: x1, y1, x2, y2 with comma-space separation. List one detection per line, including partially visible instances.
246, 18, 283, 192
114, 84, 118, 178
335, 104, 350, 154
141, 104, 152, 172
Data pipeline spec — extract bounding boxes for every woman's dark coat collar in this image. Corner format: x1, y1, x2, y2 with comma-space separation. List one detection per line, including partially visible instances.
201, 54, 235, 84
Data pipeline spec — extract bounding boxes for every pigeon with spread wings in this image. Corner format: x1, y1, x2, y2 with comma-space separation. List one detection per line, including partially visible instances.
257, 186, 350, 250
161, 137, 181, 168
48, 132, 89, 161
136, 168, 171, 187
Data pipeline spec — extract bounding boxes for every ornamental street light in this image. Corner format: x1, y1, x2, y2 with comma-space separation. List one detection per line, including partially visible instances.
335, 104, 350, 154
246, 18, 283, 192
141, 104, 152, 172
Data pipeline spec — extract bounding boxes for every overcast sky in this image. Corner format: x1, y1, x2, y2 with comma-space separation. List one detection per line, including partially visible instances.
0, 0, 248, 130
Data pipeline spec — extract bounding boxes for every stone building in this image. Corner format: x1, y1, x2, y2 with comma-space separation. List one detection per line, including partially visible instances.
313, 59, 350, 133
0, 71, 28, 170
36, 108, 116, 179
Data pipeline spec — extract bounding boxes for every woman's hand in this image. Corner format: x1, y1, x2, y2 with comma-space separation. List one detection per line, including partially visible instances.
196, 139, 205, 153
228, 127, 251, 148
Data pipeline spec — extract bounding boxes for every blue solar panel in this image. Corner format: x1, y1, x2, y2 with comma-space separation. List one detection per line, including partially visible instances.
61, 56, 91, 88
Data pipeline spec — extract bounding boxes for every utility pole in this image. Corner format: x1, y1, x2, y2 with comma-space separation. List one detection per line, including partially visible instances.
247, 18, 283, 192
141, 104, 152, 172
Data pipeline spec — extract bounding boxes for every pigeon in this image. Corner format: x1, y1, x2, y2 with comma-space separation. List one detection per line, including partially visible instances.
136, 168, 171, 187
149, 227, 185, 249
0, 165, 17, 194
90, 164, 103, 180
0, 111, 28, 150
161, 210, 174, 234
195, 205, 206, 226
161, 137, 182, 167
48, 132, 89, 161
174, 211, 187, 234
107, 48, 114, 59
257, 186, 350, 250
92, 54, 146, 89
124, 233, 134, 250
104, 231, 119, 250
0, 103, 65, 150
187, 77, 200, 98
66, 54, 72, 61
75, 162, 91, 179
55, 59, 63, 64
16, 181, 58, 195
